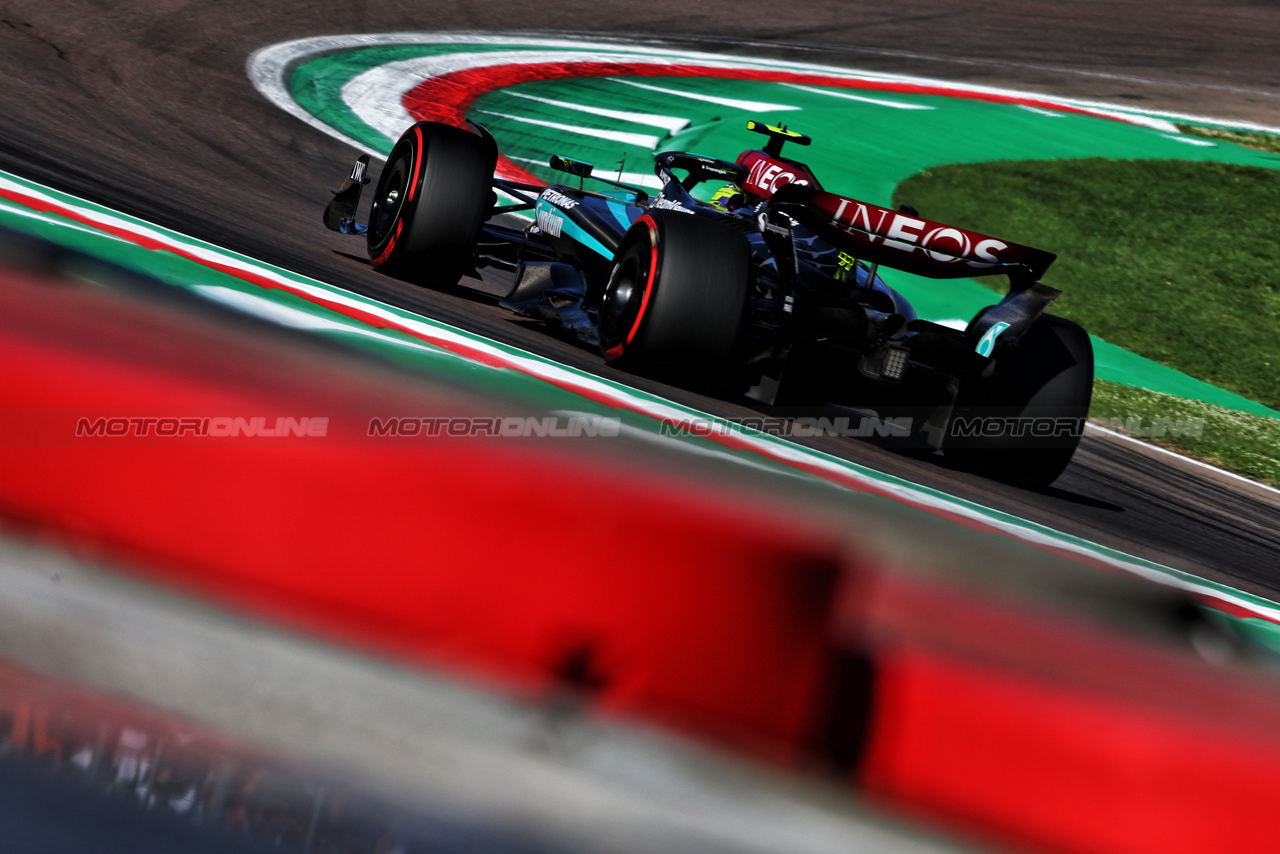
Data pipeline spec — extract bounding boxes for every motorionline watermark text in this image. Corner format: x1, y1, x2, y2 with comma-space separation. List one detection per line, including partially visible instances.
945, 414, 1205, 439
661, 415, 914, 439
948, 416, 1085, 439
69, 412, 1205, 444
75, 417, 329, 438
368, 415, 621, 438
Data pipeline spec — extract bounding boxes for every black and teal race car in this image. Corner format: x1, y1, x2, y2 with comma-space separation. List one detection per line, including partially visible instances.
323, 119, 1093, 486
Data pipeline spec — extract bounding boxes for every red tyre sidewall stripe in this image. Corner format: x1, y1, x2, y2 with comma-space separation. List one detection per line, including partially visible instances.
406, 125, 424, 203
371, 127, 423, 266
371, 219, 401, 267
624, 214, 660, 347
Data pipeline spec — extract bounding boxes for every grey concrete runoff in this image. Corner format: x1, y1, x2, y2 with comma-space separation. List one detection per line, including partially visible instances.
0, 532, 984, 854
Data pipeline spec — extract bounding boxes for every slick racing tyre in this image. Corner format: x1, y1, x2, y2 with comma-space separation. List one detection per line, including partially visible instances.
367, 121, 496, 287
945, 314, 1094, 487
600, 211, 750, 371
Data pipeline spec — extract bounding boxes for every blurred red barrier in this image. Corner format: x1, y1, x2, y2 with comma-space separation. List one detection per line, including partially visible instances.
862, 644, 1280, 854
0, 268, 843, 757
852, 573, 1280, 854
7, 261, 1280, 854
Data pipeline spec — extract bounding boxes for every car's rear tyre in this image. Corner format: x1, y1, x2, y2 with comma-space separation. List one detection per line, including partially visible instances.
366, 121, 495, 287
600, 211, 750, 372
945, 314, 1093, 487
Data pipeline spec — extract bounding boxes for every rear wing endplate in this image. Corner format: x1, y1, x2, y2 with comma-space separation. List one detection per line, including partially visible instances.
768, 185, 1056, 287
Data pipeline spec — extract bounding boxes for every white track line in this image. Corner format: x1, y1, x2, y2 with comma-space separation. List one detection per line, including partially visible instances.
1163, 134, 1217, 147
1087, 423, 1280, 499
0, 199, 131, 243
778, 82, 934, 110
608, 78, 800, 112
1017, 105, 1064, 117
504, 91, 690, 133
1066, 107, 1179, 132
474, 111, 660, 148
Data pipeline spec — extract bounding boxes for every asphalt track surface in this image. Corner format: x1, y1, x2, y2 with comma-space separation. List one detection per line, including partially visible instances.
1, 2, 1278, 596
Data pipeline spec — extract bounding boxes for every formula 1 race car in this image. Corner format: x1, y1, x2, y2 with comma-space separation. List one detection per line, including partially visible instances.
324, 119, 1093, 487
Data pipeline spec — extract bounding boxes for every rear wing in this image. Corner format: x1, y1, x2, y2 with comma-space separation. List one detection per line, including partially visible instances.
768, 185, 1055, 287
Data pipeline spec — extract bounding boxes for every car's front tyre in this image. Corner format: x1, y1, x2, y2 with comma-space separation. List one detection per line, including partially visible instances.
367, 121, 495, 287
600, 211, 750, 373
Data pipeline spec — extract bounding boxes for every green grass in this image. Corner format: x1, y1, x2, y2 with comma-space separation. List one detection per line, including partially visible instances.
893, 159, 1280, 411
1176, 124, 1280, 155
1090, 380, 1280, 487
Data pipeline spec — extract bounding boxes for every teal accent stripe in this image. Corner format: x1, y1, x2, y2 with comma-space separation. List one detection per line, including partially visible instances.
975, 321, 1011, 358
536, 198, 611, 258
606, 199, 635, 232
560, 217, 611, 258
